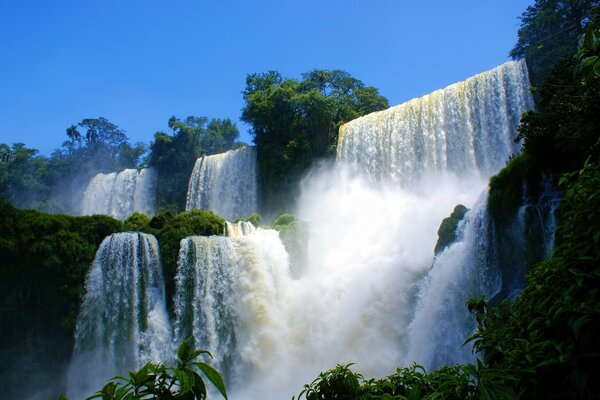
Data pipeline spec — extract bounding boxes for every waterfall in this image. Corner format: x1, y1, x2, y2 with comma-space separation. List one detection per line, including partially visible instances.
64, 61, 546, 399
338, 60, 534, 184
168, 61, 541, 398
66, 232, 172, 399
172, 226, 290, 391
186, 147, 258, 220
80, 168, 157, 220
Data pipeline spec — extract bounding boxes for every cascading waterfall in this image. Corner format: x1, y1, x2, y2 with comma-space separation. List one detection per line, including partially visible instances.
66, 232, 171, 399
65, 60, 548, 399
171, 60, 540, 399
186, 147, 258, 220
337, 60, 534, 185
172, 224, 291, 393
80, 168, 157, 220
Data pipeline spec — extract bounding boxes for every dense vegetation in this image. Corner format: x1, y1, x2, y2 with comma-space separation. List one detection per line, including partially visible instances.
0, 200, 125, 399
241, 69, 388, 213
0, 115, 242, 215
0, 202, 226, 399
510, 0, 600, 88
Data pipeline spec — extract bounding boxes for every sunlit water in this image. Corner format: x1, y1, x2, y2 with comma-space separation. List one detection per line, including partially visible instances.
67, 61, 540, 399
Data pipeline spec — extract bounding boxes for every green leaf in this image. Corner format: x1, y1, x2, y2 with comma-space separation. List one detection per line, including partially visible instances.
594, 60, 600, 77
177, 337, 192, 364
192, 371, 208, 400
195, 361, 228, 399
173, 368, 194, 393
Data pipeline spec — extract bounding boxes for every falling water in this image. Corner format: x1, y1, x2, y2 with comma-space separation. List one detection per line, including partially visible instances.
80, 168, 157, 220
66, 232, 172, 399
172, 225, 291, 392
169, 61, 540, 398
186, 147, 258, 220
338, 60, 534, 184
64, 61, 543, 399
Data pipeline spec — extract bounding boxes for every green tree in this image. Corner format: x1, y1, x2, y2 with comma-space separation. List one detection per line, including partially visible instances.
0, 143, 50, 209
241, 69, 388, 212
203, 118, 241, 155
510, 0, 600, 87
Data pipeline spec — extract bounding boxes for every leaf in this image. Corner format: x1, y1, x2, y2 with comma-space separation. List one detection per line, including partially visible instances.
594, 60, 600, 78
173, 368, 194, 393
195, 361, 228, 399
191, 371, 207, 399
177, 337, 192, 364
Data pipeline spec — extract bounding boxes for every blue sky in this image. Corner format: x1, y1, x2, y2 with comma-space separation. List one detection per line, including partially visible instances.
0, 0, 532, 156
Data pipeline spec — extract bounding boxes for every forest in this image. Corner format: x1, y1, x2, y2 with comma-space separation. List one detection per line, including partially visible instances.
1, 0, 600, 399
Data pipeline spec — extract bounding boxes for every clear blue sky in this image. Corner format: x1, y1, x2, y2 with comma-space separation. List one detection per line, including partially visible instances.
0, 0, 532, 156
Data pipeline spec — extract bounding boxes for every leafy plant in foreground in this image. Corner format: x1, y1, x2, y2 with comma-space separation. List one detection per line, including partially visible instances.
74, 338, 227, 400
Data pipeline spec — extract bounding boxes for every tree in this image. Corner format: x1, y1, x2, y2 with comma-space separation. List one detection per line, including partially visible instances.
203, 118, 240, 155
510, 0, 600, 87
241, 69, 388, 212
0, 143, 50, 208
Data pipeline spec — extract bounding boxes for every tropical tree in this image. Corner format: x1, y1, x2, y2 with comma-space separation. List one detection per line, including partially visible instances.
241, 69, 388, 212
510, 0, 600, 87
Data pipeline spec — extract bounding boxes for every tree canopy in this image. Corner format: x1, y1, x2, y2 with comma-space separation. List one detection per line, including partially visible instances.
510, 0, 600, 87
241, 69, 388, 212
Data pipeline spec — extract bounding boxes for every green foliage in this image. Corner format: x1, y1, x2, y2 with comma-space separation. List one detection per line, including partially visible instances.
468, 161, 600, 397
470, 16, 600, 395
434, 204, 469, 254
241, 69, 388, 213
510, 0, 599, 87
154, 209, 226, 304
234, 212, 261, 228
79, 338, 227, 400
577, 7, 600, 82
0, 143, 51, 209
148, 116, 241, 213
487, 153, 542, 220
297, 362, 516, 400
124, 212, 152, 231
0, 200, 125, 399
297, 364, 364, 400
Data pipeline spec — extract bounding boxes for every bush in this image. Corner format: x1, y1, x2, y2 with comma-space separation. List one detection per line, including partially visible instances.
66, 338, 228, 400
155, 209, 226, 305
124, 212, 151, 231
0, 201, 125, 399
434, 204, 468, 254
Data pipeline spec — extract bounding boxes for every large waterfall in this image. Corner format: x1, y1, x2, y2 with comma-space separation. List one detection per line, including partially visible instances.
338, 60, 534, 184
66, 232, 171, 399
64, 60, 546, 399
186, 147, 258, 220
80, 168, 157, 220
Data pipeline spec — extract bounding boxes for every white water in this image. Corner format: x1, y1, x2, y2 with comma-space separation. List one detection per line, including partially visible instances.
80, 168, 157, 220
173, 226, 291, 393
67, 61, 540, 399
338, 60, 534, 185
66, 232, 172, 399
186, 147, 258, 220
